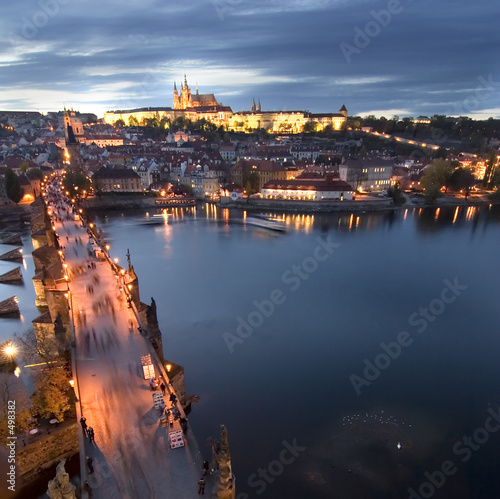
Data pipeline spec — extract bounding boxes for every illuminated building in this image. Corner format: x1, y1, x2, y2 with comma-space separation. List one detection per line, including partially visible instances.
103, 77, 348, 133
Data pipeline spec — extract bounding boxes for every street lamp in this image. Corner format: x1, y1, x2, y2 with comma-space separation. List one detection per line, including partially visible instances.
4, 341, 16, 358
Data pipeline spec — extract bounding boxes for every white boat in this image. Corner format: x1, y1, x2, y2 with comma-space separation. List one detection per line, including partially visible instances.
245, 215, 286, 232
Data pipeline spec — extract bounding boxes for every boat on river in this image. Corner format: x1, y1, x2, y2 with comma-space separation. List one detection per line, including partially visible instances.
245, 215, 286, 232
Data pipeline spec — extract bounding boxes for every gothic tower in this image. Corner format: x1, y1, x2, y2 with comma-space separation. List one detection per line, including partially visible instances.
180, 74, 191, 109
251, 98, 256, 112
173, 82, 180, 109
257, 99, 261, 112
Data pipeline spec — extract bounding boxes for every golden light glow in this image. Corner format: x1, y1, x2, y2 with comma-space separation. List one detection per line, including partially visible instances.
14, 367, 21, 378
69, 379, 75, 388
127, 284, 132, 290
4, 341, 16, 357
166, 364, 172, 372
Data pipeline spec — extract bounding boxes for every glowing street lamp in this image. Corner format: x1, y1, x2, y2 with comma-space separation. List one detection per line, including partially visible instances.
69, 379, 75, 388
4, 341, 16, 358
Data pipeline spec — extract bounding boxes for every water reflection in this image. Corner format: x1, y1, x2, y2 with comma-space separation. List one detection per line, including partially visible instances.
115, 203, 500, 236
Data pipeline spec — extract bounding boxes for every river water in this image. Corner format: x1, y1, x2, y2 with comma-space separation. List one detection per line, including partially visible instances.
2, 204, 499, 498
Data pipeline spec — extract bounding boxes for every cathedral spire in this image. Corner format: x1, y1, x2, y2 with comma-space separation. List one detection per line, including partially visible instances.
174, 81, 177, 92
184, 74, 188, 88
196, 82, 199, 95
251, 98, 256, 112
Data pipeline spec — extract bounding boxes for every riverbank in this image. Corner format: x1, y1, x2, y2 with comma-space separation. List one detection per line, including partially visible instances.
217, 194, 498, 213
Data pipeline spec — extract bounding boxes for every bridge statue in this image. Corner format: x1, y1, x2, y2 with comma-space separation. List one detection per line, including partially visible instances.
46, 459, 76, 499
208, 425, 235, 499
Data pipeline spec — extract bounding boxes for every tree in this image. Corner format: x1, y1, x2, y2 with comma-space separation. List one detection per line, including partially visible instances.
14, 328, 62, 367
114, 119, 125, 128
30, 364, 72, 422
27, 167, 44, 180
128, 115, 139, 127
62, 171, 91, 198
242, 168, 260, 197
4, 168, 24, 203
420, 159, 455, 201
302, 121, 317, 133
0, 373, 31, 443
387, 182, 405, 205
447, 168, 476, 197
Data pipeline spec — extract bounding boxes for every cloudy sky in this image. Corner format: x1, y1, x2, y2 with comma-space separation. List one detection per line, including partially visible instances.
1, 0, 499, 119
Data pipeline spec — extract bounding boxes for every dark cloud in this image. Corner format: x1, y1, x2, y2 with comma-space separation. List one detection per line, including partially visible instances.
0, 0, 498, 117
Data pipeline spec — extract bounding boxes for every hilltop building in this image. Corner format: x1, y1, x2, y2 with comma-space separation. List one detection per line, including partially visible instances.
103, 76, 348, 133
173, 75, 219, 109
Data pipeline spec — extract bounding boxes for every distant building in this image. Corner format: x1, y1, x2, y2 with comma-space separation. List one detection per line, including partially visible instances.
413, 116, 431, 124
339, 158, 393, 192
219, 144, 237, 162
104, 77, 348, 134
231, 159, 289, 191
92, 167, 142, 192
262, 178, 354, 201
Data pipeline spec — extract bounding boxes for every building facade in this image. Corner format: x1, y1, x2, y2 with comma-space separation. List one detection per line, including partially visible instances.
339, 158, 394, 192
92, 167, 142, 192
103, 78, 348, 134
262, 179, 354, 201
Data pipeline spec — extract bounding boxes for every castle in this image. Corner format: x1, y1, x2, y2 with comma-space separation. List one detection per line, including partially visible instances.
103, 76, 348, 133
173, 75, 219, 110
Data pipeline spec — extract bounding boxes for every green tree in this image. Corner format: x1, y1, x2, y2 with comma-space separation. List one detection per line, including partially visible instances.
447, 167, 476, 197
114, 119, 125, 128
0, 373, 31, 443
27, 167, 44, 180
30, 364, 72, 422
387, 182, 405, 205
420, 159, 455, 201
242, 168, 260, 197
128, 115, 139, 127
63, 172, 91, 198
302, 121, 317, 133
4, 168, 24, 203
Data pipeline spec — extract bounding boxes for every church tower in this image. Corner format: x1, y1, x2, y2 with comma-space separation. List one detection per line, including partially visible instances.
339, 104, 348, 117
251, 98, 256, 112
257, 99, 261, 112
173, 82, 180, 109
180, 74, 191, 109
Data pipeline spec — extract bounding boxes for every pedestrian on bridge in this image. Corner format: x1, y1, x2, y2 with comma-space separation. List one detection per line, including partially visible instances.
198, 477, 206, 494
88, 427, 95, 444
80, 417, 87, 436
86, 456, 94, 474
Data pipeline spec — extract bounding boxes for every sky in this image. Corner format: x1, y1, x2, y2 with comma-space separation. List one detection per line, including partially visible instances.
0, 0, 499, 120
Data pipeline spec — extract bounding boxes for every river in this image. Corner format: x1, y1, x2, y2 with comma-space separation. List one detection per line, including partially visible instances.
2, 203, 499, 498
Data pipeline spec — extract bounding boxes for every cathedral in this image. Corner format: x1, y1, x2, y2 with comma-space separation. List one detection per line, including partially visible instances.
173, 75, 219, 109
